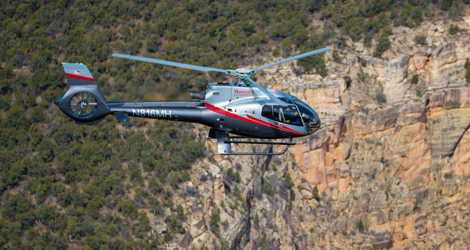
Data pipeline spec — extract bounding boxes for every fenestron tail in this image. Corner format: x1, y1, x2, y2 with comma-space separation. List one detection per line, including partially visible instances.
59, 63, 128, 125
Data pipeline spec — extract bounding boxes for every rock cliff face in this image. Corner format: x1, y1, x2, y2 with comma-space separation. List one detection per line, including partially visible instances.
164, 19, 470, 249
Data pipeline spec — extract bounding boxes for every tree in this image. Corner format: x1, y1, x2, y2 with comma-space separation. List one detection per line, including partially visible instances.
2, 194, 32, 220
412, 74, 419, 84
227, 167, 241, 183
298, 54, 327, 76
358, 219, 365, 233
441, 0, 453, 10
374, 35, 391, 57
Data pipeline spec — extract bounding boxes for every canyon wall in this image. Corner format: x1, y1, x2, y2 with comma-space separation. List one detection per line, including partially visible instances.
161, 18, 470, 250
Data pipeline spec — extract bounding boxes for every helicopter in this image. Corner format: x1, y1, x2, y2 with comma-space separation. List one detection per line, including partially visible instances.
58, 48, 330, 155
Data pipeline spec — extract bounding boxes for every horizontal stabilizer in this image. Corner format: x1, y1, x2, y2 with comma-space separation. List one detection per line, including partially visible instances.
114, 112, 130, 122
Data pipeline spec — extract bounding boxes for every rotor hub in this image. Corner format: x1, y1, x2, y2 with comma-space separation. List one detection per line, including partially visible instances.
70, 92, 97, 118
235, 68, 252, 74
79, 100, 88, 109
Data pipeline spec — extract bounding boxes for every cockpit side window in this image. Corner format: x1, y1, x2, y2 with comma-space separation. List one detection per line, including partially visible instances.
261, 105, 273, 120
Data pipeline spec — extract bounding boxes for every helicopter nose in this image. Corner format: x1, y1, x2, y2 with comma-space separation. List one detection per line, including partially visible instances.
306, 113, 321, 135
313, 114, 321, 128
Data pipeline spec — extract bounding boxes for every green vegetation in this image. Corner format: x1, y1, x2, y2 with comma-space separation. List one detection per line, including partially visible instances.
166, 205, 186, 234
227, 167, 241, 183
376, 83, 387, 104
209, 208, 221, 236
412, 74, 419, 84
374, 34, 391, 58
449, 24, 461, 35
358, 219, 365, 233
414, 34, 427, 46
465, 58, 470, 83
254, 213, 260, 227
263, 177, 277, 196
416, 87, 423, 97
312, 185, 320, 200
285, 173, 294, 189
332, 49, 341, 63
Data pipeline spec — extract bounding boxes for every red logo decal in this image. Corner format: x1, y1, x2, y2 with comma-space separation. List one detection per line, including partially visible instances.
234, 89, 255, 96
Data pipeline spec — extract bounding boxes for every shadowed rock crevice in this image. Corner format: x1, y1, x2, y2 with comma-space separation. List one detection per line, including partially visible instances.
449, 124, 470, 157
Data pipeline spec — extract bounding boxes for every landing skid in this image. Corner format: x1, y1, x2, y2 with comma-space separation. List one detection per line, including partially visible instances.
209, 130, 295, 155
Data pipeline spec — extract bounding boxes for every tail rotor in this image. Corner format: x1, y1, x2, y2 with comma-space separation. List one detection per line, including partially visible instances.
69, 92, 98, 118
58, 63, 111, 125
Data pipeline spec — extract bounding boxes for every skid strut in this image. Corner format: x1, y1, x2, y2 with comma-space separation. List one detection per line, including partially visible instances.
212, 131, 295, 155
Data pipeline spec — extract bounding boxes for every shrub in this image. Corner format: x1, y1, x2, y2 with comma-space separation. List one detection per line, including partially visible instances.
226, 167, 241, 183
376, 84, 387, 104
285, 173, 294, 189
312, 185, 319, 200
332, 49, 340, 63
209, 208, 220, 235
441, 0, 453, 10
298, 54, 327, 76
272, 48, 280, 57
254, 213, 260, 226
263, 177, 276, 196
465, 58, 470, 83
449, 24, 461, 35
358, 219, 365, 233
376, 92, 387, 104
416, 87, 423, 97
411, 74, 419, 84
373, 35, 391, 57
414, 35, 426, 45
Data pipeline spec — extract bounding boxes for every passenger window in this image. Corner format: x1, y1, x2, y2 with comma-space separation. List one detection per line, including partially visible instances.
261, 105, 273, 120
273, 105, 302, 126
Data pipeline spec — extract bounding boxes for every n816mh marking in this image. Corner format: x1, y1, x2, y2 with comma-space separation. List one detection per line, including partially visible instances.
132, 109, 172, 118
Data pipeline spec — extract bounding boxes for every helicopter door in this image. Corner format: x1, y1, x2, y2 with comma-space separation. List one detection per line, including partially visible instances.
262, 105, 303, 126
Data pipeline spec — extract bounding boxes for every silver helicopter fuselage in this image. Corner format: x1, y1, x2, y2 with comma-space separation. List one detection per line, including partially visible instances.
201, 82, 320, 138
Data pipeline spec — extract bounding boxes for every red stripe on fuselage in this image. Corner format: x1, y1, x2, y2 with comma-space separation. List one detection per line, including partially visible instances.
204, 102, 305, 136
65, 73, 95, 82
246, 114, 305, 136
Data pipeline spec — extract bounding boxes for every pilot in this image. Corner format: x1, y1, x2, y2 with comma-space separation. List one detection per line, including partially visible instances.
273, 106, 279, 121
291, 110, 301, 125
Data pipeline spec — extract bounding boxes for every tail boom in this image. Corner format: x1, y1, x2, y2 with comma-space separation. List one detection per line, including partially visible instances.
107, 101, 204, 123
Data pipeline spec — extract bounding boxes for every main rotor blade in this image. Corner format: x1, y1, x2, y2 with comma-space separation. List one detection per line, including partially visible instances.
113, 53, 227, 73
247, 77, 287, 106
255, 48, 331, 72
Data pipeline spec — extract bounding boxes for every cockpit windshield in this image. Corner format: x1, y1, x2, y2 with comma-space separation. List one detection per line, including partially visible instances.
293, 97, 320, 134
260, 97, 320, 133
